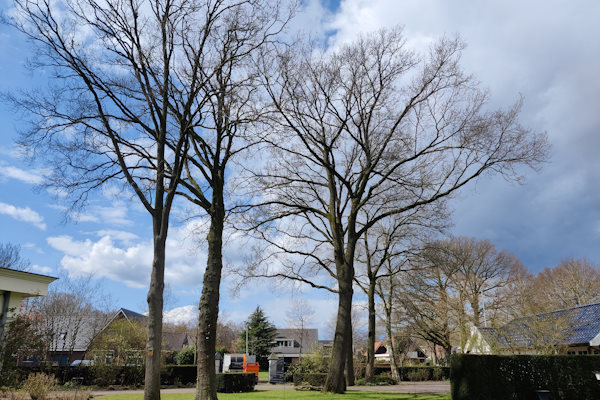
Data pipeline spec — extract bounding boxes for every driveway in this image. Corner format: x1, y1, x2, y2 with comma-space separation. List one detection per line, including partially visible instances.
92, 381, 450, 397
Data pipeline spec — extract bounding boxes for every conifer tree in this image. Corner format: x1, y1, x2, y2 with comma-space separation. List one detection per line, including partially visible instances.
237, 306, 277, 368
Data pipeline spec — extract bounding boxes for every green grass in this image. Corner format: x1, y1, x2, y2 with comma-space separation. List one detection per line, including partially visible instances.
97, 391, 450, 400
258, 371, 269, 382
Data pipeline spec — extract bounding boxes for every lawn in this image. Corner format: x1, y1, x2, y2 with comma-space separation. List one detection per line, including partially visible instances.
97, 391, 450, 400
257, 371, 269, 382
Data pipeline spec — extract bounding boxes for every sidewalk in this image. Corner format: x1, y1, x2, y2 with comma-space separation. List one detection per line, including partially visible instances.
92, 381, 450, 397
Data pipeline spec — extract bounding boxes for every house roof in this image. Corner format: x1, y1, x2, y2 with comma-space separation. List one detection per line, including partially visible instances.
0, 267, 57, 296
46, 316, 105, 352
163, 331, 189, 351
480, 302, 600, 349
271, 328, 319, 356
119, 308, 147, 322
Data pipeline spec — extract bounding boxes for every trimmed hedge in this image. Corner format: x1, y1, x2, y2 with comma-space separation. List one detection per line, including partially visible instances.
451, 354, 600, 400
13, 366, 255, 392
372, 366, 450, 381
215, 373, 256, 393
293, 373, 327, 387
160, 365, 197, 385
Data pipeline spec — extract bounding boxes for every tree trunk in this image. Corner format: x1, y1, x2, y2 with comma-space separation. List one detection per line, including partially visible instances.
471, 292, 481, 327
385, 305, 400, 381
323, 265, 352, 393
145, 232, 167, 400
196, 184, 225, 400
364, 280, 376, 382
345, 319, 354, 386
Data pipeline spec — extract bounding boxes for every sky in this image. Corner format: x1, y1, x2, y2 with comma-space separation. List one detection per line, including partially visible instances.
0, 0, 599, 338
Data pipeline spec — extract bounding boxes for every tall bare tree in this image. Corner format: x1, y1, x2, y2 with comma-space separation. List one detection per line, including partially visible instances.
6, 0, 235, 397
244, 27, 548, 392
169, 2, 293, 398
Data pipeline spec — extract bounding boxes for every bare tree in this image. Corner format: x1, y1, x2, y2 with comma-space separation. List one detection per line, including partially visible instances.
286, 298, 315, 360
446, 237, 516, 329
399, 244, 460, 363
244, 27, 548, 392
532, 258, 600, 310
355, 207, 446, 381
6, 0, 238, 396
376, 267, 402, 380
0, 243, 30, 271
27, 275, 112, 367
167, 2, 292, 398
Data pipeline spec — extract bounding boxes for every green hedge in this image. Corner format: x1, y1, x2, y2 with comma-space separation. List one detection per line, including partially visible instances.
372, 366, 449, 381
215, 373, 256, 393
293, 373, 327, 387
13, 366, 255, 392
160, 365, 197, 385
451, 354, 600, 400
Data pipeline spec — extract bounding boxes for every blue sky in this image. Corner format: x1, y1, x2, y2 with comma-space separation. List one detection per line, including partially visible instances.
1, 0, 599, 336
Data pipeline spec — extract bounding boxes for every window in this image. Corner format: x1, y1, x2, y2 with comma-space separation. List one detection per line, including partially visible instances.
59, 332, 67, 341
126, 350, 143, 366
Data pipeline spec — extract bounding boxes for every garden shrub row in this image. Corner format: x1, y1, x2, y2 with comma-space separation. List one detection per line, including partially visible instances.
451, 354, 600, 400
372, 366, 450, 381
293, 367, 449, 387
293, 373, 327, 387
13, 366, 255, 392
215, 373, 256, 393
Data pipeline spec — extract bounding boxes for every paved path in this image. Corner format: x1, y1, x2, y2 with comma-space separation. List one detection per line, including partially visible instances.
92, 381, 450, 397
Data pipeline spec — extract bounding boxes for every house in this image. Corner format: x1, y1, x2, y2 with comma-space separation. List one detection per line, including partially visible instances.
270, 328, 319, 364
0, 267, 57, 342
465, 302, 600, 355
47, 307, 190, 365
45, 315, 106, 366
368, 340, 428, 364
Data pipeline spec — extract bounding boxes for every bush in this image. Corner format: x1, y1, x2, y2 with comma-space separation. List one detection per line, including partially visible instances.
91, 363, 117, 387
215, 373, 256, 393
370, 365, 449, 381
355, 376, 397, 386
432, 366, 447, 380
286, 347, 331, 379
21, 373, 58, 400
175, 346, 196, 366
293, 373, 327, 388
405, 368, 430, 381
451, 354, 600, 400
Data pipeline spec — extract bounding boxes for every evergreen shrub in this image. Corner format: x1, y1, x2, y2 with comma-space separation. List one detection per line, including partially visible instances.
451, 354, 600, 400
215, 373, 256, 393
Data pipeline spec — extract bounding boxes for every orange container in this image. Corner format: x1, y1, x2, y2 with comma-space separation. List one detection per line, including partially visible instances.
243, 354, 260, 376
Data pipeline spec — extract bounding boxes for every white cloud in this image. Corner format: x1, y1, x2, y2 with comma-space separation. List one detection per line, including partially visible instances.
95, 229, 140, 244
164, 305, 198, 325
0, 201, 46, 230
0, 164, 49, 185
47, 222, 207, 289
71, 202, 134, 226
30, 264, 53, 275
